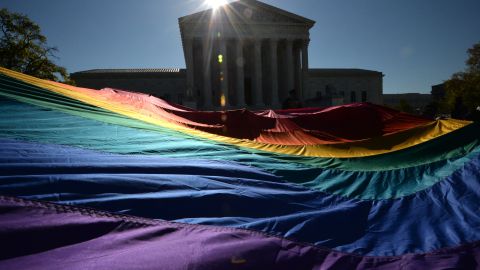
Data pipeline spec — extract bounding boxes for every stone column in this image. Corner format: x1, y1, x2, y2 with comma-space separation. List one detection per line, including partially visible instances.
269, 38, 280, 108
202, 38, 212, 108
294, 42, 302, 100
253, 39, 263, 107
301, 39, 310, 102
185, 38, 195, 99
285, 38, 294, 94
235, 39, 246, 107
219, 38, 229, 107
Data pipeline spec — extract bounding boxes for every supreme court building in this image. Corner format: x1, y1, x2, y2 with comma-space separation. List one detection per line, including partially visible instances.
71, 0, 384, 109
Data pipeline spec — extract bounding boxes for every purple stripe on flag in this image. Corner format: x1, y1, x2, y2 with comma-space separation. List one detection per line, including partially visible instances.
0, 195, 478, 270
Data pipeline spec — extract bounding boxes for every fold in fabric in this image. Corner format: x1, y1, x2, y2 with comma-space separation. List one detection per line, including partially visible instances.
2, 100, 480, 200
2, 138, 480, 256
0, 67, 433, 144
1, 67, 480, 268
0, 69, 471, 157
0, 196, 479, 270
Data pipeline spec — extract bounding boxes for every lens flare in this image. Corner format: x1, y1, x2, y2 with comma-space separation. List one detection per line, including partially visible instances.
220, 94, 226, 107
205, 0, 226, 10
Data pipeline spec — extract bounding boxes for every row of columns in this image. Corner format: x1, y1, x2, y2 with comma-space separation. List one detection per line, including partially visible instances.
185, 37, 309, 109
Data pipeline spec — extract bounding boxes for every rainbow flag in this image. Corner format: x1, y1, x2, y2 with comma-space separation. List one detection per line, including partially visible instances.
0, 67, 479, 269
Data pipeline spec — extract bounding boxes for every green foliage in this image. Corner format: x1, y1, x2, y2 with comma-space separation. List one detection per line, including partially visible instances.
443, 42, 480, 119
467, 43, 480, 73
0, 8, 73, 83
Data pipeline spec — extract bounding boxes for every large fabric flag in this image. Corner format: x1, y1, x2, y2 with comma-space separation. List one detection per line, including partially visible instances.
0, 67, 479, 269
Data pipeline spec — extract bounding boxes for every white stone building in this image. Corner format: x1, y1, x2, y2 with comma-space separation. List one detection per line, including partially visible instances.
71, 0, 383, 109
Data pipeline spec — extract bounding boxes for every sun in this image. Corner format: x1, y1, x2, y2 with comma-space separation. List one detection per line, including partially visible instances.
205, 0, 227, 10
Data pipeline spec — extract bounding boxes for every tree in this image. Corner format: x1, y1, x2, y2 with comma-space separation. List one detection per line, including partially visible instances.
443, 42, 480, 120
466, 43, 480, 73
0, 8, 72, 83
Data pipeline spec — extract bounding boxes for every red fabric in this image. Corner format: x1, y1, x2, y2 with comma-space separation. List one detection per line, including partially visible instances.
162, 102, 432, 145
73, 86, 432, 145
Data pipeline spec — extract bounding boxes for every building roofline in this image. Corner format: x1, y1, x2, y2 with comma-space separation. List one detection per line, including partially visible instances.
71, 68, 383, 77
383, 93, 431, 96
308, 68, 383, 76
71, 68, 185, 75
179, 0, 315, 26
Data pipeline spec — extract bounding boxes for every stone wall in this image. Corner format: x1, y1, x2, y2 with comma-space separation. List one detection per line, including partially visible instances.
71, 70, 187, 104
383, 93, 432, 112
71, 68, 384, 108
304, 69, 383, 106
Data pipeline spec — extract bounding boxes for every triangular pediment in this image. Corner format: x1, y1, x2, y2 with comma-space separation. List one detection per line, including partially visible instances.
179, 0, 315, 27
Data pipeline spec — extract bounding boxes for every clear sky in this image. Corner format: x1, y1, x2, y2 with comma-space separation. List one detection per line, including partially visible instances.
2, 0, 479, 93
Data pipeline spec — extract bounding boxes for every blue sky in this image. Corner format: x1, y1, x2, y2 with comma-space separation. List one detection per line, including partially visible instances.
2, 0, 479, 93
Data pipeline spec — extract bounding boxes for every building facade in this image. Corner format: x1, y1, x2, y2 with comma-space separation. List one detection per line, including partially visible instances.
383, 93, 432, 113
71, 69, 186, 103
71, 0, 384, 110
179, 0, 314, 109
306, 69, 383, 106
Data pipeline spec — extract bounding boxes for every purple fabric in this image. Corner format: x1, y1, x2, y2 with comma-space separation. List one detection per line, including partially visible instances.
0, 196, 478, 270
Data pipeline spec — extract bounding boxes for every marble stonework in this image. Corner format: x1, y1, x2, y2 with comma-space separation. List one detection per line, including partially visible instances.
71, 0, 384, 110
179, 0, 314, 109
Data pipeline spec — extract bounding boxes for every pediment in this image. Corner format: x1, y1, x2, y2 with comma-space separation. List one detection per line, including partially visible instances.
179, 0, 315, 27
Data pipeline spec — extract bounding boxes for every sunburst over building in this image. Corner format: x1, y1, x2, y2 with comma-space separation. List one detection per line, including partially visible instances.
71, 0, 383, 109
